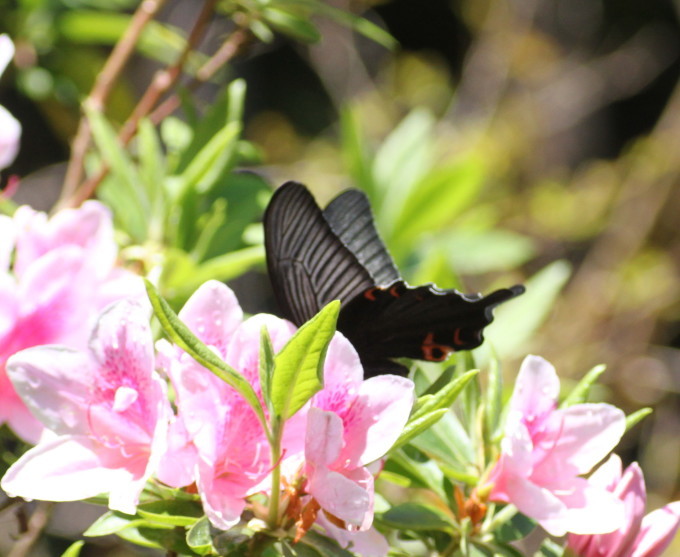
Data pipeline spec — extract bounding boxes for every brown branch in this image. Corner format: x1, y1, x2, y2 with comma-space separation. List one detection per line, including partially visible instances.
59, 0, 169, 209
7, 502, 54, 557
69, 25, 252, 207
149, 26, 252, 124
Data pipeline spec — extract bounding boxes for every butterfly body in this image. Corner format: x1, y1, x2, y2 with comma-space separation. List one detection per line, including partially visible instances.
264, 181, 524, 377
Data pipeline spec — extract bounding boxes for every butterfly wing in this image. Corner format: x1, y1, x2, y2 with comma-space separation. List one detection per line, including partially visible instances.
264, 181, 375, 325
323, 189, 400, 286
338, 281, 525, 376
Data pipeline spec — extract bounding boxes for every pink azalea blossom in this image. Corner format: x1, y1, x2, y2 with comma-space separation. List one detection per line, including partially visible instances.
0, 201, 142, 441
488, 355, 627, 537
567, 454, 680, 557
0, 34, 21, 170
304, 336, 414, 535
156, 280, 298, 530
1, 300, 170, 514
156, 279, 414, 550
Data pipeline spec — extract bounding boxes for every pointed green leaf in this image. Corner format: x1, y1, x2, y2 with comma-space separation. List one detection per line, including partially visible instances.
380, 502, 454, 532
187, 517, 214, 553
271, 301, 340, 420
484, 357, 503, 442
136, 499, 204, 527
626, 407, 653, 431
83, 511, 144, 537
561, 364, 607, 407
61, 541, 84, 557
262, 8, 321, 43
410, 369, 479, 421
260, 325, 276, 412
145, 280, 268, 435
86, 105, 147, 242
391, 408, 447, 452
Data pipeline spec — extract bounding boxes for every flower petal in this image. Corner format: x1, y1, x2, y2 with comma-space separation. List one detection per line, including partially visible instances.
1, 436, 129, 503
306, 408, 344, 468
511, 355, 560, 418
545, 404, 626, 473
178, 280, 244, 353
555, 477, 625, 536
310, 466, 371, 527
6, 346, 94, 435
316, 513, 389, 557
340, 375, 414, 466
632, 501, 680, 557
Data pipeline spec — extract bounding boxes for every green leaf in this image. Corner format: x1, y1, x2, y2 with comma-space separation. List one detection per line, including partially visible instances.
561, 364, 607, 407
496, 512, 536, 543
271, 301, 340, 420
83, 511, 144, 536
186, 516, 214, 553
535, 538, 566, 557
381, 502, 454, 532
137, 118, 166, 240
384, 449, 446, 497
484, 357, 503, 442
273, 0, 397, 49
145, 280, 269, 436
174, 121, 241, 200
410, 369, 479, 421
298, 530, 357, 556
340, 106, 376, 198
391, 155, 487, 251
161, 246, 265, 304
410, 411, 476, 471
129, 526, 196, 554
391, 408, 448, 451
86, 106, 148, 242
478, 260, 571, 363
259, 325, 276, 412
372, 108, 435, 234
60, 541, 85, 557
262, 8, 321, 43
626, 407, 653, 431
136, 499, 204, 527
442, 229, 536, 274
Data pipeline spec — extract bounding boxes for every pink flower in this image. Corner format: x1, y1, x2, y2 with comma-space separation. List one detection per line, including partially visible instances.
0, 34, 21, 170
0, 201, 142, 441
304, 336, 414, 533
156, 281, 298, 529
568, 454, 680, 557
488, 355, 627, 536
1, 300, 170, 514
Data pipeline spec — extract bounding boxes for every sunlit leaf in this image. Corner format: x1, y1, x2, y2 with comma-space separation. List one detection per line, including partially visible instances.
271, 301, 339, 420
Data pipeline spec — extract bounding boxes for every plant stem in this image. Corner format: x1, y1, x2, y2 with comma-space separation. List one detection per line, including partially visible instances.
482, 503, 518, 535
267, 419, 284, 530
59, 0, 168, 209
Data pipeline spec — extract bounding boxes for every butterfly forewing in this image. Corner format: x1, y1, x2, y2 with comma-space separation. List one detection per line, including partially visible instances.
264, 182, 375, 325
323, 190, 400, 286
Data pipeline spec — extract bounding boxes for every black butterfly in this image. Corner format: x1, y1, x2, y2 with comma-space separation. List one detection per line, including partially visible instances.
264, 181, 525, 377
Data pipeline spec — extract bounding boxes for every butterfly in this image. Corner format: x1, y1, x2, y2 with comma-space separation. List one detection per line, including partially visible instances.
264, 181, 525, 377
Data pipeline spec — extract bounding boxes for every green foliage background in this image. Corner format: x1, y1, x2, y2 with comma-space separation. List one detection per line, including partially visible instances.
1, 0, 679, 555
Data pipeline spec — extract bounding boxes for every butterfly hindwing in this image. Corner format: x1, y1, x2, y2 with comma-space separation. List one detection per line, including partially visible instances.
338, 282, 524, 364
264, 182, 374, 325
323, 190, 400, 286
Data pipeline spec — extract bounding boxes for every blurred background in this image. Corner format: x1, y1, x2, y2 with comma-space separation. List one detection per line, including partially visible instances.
1, 0, 679, 554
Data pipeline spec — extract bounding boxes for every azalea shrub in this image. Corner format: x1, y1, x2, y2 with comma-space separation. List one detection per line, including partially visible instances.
0, 3, 679, 556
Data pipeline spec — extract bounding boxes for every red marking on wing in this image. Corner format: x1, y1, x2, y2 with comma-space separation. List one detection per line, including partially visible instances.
363, 287, 379, 301
422, 332, 453, 361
